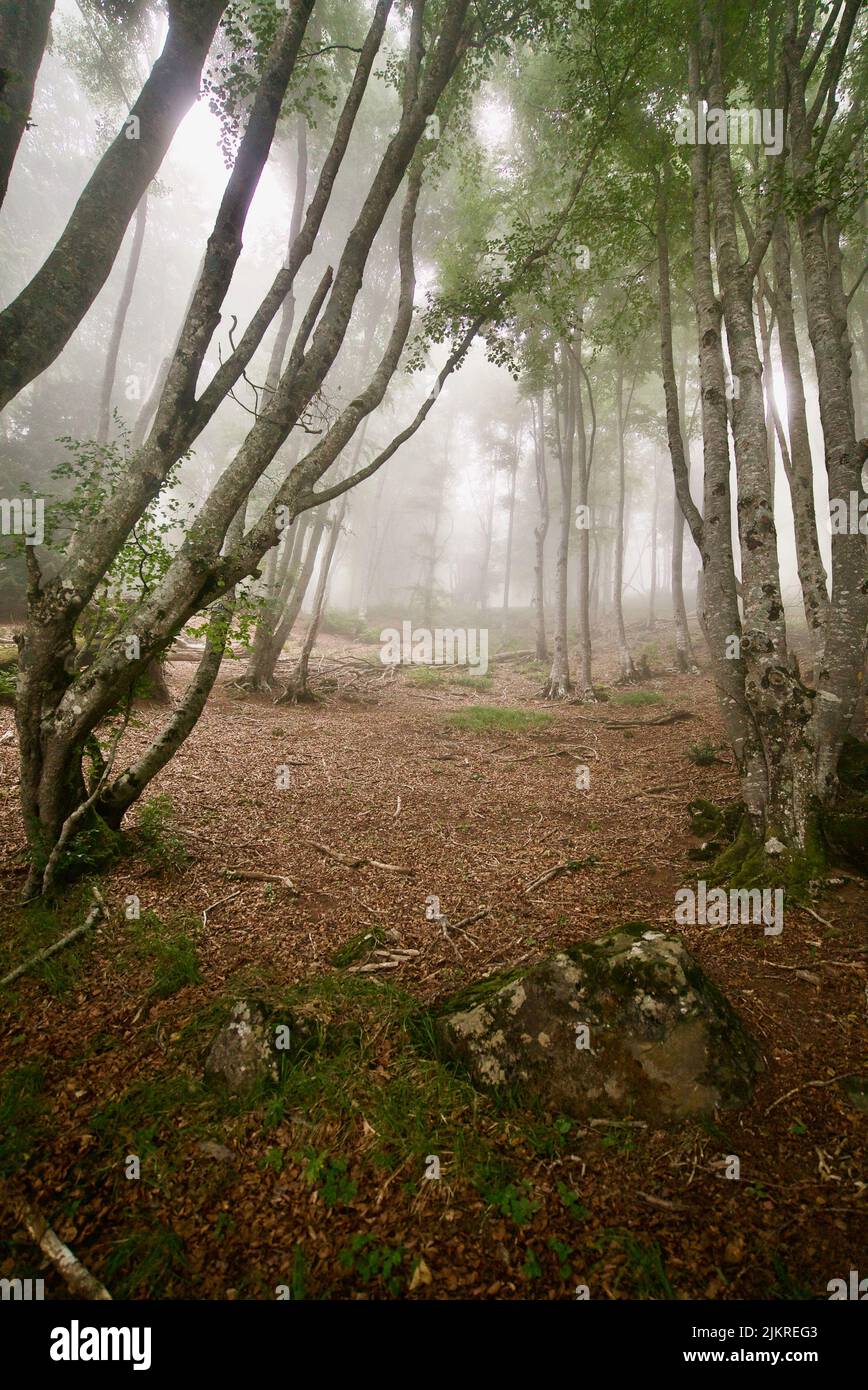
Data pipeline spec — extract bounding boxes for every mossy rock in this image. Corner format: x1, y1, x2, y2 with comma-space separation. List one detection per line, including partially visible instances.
435, 924, 764, 1124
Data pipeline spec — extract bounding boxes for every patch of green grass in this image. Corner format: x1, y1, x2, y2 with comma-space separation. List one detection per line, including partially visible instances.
611, 690, 663, 707
0, 1062, 46, 1177
103, 1224, 187, 1298
556, 1181, 590, 1223
134, 794, 189, 873
407, 665, 492, 691
128, 910, 201, 1000
1, 887, 101, 998
768, 1255, 812, 1300
445, 706, 553, 734
331, 925, 386, 968
611, 1233, 675, 1299
688, 738, 720, 766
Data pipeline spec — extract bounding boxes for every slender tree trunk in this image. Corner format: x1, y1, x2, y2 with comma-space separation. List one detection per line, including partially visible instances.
501, 440, 518, 635
543, 351, 573, 698
613, 360, 636, 681
648, 452, 658, 631
769, 216, 829, 662
571, 337, 594, 698
97, 195, 149, 445
531, 393, 549, 661
281, 499, 346, 701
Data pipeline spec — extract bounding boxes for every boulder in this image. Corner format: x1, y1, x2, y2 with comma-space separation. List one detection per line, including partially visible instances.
204, 1000, 277, 1096
436, 924, 763, 1122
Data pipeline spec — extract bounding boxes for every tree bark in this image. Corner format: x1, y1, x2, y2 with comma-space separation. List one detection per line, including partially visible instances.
0, 0, 55, 210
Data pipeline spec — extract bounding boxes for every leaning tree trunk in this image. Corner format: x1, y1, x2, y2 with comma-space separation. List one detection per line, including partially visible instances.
0, 0, 229, 409
0, 0, 55, 211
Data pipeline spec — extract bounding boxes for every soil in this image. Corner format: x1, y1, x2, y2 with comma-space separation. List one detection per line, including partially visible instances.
1, 626, 865, 1301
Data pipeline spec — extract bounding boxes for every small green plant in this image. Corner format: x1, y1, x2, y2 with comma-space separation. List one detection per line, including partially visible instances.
556, 1181, 590, 1223
688, 738, 720, 766
446, 706, 552, 734
548, 1237, 574, 1279
304, 1152, 358, 1208
522, 1246, 543, 1280
338, 1234, 406, 1295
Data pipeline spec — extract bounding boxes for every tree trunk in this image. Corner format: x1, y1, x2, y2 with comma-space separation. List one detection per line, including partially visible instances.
613, 360, 636, 681
500, 439, 518, 635
97, 194, 149, 445
531, 393, 549, 661
543, 352, 573, 698
0, 0, 55, 210
0, 0, 231, 409
281, 500, 346, 702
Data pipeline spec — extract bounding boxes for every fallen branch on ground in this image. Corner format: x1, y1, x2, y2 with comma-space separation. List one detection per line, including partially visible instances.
0, 890, 106, 989
525, 857, 599, 894
202, 888, 242, 924
765, 1069, 866, 1116
19, 1201, 112, 1299
605, 709, 693, 729
225, 869, 298, 894
303, 839, 412, 874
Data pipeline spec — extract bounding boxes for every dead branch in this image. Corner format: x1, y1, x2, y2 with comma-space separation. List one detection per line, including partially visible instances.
20, 1201, 112, 1299
225, 869, 298, 894
303, 838, 412, 874
764, 1069, 867, 1116
524, 857, 599, 893
1, 891, 106, 989
202, 888, 242, 924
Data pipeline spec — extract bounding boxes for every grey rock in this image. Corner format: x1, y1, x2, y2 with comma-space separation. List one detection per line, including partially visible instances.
204, 1000, 277, 1095
436, 924, 764, 1123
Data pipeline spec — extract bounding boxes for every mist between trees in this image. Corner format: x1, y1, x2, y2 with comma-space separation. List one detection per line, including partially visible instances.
0, 0, 866, 1315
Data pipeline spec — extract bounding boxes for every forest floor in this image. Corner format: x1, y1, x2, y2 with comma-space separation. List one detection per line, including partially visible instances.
1, 624, 866, 1300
